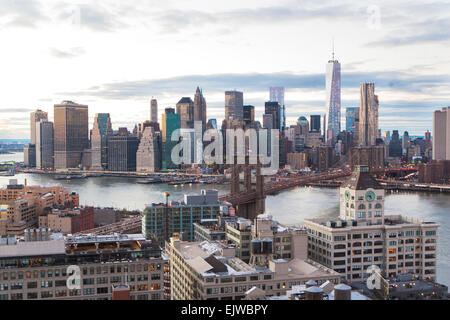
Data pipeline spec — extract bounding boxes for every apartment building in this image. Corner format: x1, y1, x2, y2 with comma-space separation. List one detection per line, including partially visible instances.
0, 234, 165, 300
304, 165, 439, 282
38, 207, 94, 234
0, 180, 80, 236
165, 238, 340, 300
142, 190, 231, 246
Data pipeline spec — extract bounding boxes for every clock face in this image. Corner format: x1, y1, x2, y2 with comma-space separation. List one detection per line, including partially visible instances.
345, 190, 351, 201
365, 191, 375, 202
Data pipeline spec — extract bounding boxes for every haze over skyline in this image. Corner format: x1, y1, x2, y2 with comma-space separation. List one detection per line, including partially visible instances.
1, 0, 449, 139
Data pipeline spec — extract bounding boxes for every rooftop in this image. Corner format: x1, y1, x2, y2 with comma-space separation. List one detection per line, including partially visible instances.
305, 215, 439, 229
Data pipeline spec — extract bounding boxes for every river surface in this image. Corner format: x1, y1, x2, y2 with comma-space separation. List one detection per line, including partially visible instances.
1, 153, 449, 287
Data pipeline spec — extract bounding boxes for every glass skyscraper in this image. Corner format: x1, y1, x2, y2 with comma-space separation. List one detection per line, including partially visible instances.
270, 87, 285, 130
345, 107, 358, 132
325, 55, 341, 141
162, 108, 181, 170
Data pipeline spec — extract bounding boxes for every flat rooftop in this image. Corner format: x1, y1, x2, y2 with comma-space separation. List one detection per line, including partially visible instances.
0, 240, 66, 258
305, 215, 439, 229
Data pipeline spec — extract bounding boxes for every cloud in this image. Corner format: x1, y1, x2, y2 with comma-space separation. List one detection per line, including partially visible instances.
50, 47, 85, 59
153, 4, 363, 34
57, 71, 450, 100
365, 1, 450, 47
0, 108, 34, 113
0, 0, 46, 29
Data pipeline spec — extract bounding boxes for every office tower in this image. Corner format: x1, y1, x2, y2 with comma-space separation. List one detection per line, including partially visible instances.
389, 130, 402, 158
162, 108, 181, 170
359, 83, 378, 146
304, 165, 439, 282
107, 128, 139, 171
90, 113, 112, 170
150, 98, 158, 123
270, 87, 286, 130
193, 87, 207, 128
310, 115, 321, 133
402, 131, 410, 155
262, 114, 274, 130
225, 90, 244, 121
384, 131, 391, 141
53, 101, 89, 169
345, 107, 358, 132
137, 126, 161, 172
90, 125, 103, 170
176, 97, 194, 129
325, 50, 341, 140
243, 105, 255, 126
23, 144, 36, 168
432, 107, 450, 160
264, 101, 281, 130
425, 130, 432, 151
30, 110, 48, 145
323, 114, 327, 138
35, 120, 54, 170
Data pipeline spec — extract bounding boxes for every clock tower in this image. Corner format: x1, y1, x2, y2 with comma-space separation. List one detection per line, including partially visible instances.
339, 165, 385, 225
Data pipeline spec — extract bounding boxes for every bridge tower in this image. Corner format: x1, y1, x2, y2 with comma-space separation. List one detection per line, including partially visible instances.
230, 155, 266, 219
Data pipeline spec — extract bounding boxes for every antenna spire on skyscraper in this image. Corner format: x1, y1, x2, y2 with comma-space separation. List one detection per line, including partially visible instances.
332, 37, 335, 60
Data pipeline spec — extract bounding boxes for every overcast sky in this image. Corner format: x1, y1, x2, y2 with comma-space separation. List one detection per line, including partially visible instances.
0, 0, 449, 139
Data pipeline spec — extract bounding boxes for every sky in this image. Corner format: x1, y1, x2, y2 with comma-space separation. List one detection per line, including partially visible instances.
0, 0, 449, 139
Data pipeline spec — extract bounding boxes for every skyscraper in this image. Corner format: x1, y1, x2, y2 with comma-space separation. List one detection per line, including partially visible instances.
310, 115, 321, 133
176, 97, 194, 129
54, 101, 89, 169
225, 91, 244, 121
345, 107, 358, 133
150, 98, 158, 123
90, 113, 113, 170
402, 131, 410, 155
243, 105, 255, 126
107, 128, 139, 171
264, 101, 281, 130
270, 87, 286, 130
137, 126, 161, 172
389, 130, 402, 158
359, 83, 378, 147
30, 110, 48, 145
432, 107, 450, 160
35, 120, 54, 170
325, 51, 341, 141
162, 108, 181, 170
193, 87, 207, 128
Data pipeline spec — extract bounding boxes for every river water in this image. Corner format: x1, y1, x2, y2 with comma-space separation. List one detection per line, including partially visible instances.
1, 153, 449, 287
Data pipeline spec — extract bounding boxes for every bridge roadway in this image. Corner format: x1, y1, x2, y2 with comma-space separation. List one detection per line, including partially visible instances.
75, 167, 420, 235
75, 169, 352, 235
377, 180, 450, 193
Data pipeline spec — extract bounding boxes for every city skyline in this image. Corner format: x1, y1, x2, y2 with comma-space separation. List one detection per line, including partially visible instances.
1, 0, 450, 138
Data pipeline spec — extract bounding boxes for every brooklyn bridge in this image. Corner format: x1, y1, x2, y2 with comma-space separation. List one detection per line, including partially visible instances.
74, 165, 419, 236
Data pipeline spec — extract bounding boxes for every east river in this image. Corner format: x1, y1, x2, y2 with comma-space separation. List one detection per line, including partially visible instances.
1, 153, 449, 287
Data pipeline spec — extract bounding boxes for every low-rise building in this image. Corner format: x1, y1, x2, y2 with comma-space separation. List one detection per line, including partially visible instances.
39, 207, 94, 234
0, 234, 165, 300
165, 238, 340, 300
